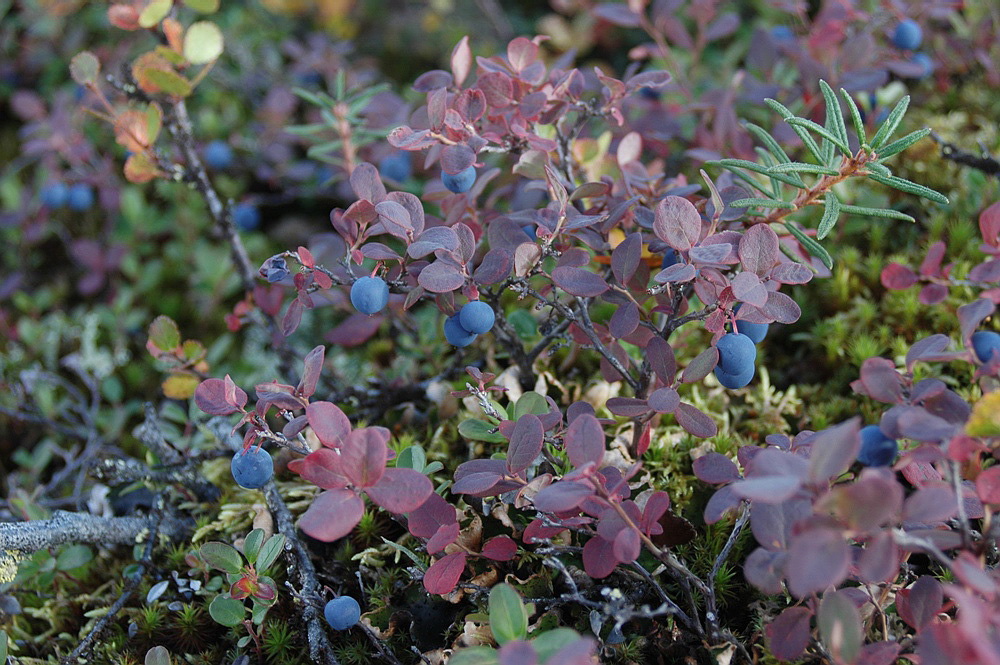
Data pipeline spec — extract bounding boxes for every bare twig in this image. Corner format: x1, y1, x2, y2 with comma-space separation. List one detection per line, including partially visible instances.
0, 509, 188, 553
931, 132, 1000, 177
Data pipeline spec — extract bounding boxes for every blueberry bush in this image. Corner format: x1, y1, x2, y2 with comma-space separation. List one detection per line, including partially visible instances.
2, 2, 1000, 664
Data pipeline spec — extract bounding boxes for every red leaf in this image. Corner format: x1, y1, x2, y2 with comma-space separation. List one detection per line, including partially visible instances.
418, 261, 465, 293
441, 144, 476, 175
611, 232, 642, 284
423, 551, 467, 595
693, 453, 739, 484
366, 468, 433, 513
297, 345, 325, 398
807, 417, 861, 483
976, 466, 1000, 505
653, 196, 701, 251
474, 248, 513, 285
766, 607, 813, 661
306, 401, 351, 448
507, 414, 544, 475
195, 377, 247, 415
582, 536, 618, 578
450, 36, 472, 86
880, 263, 918, 290
551, 266, 608, 297
786, 529, 850, 598
675, 403, 718, 438
340, 428, 388, 488
407, 493, 457, 538
532, 481, 594, 513
564, 414, 605, 470
606, 397, 649, 418
480, 536, 517, 561
646, 337, 676, 386
290, 448, 349, 489
895, 576, 943, 629
299, 489, 364, 542
739, 224, 779, 276
980, 201, 1000, 247
349, 162, 386, 203
680, 345, 719, 383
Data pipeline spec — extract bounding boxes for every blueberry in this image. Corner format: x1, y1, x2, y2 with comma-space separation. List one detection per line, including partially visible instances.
444, 314, 477, 347
231, 446, 274, 489
459, 301, 495, 334
67, 184, 94, 211
662, 249, 680, 270
770, 26, 794, 43
972, 331, 1000, 364
324, 596, 361, 631
233, 203, 261, 231
442, 165, 476, 194
892, 19, 923, 51
735, 320, 769, 344
638, 87, 661, 101
858, 425, 898, 467
204, 140, 233, 170
350, 276, 390, 315
521, 225, 537, 241
715, 333, 757, 375
908, 53, 934, 80
379, 152, 412, 183
713, 363, 755, 390
266, 257, 290, 283
41, 182, 68, 208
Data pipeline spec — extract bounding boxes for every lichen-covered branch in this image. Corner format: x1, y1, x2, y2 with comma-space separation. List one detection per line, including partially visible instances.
0, 510, 188, 554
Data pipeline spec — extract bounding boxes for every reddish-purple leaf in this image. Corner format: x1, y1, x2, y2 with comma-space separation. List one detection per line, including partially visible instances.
612, 526, 641, 563
565, 413, 605, 469
361, 243, 401, 261
732, 271, 768, 307
906, 334, 951, 372
441, 144, 476, 175
766, 607, 813, 662
980, 201, 1000, 247
732, 475, 802, 503
750, 497, 811, 550
689, 243, 732, 264
408, 492, 457, 539
786, 528, 850, 597
478, 71, 513, 108
919, 241, 946, 276
481, 536, 517, 561
903, 486, 958, 523
739, 224, 779, 276
374, 200, 413, 239
427, 523, 460, 554
532, 481, 593, 513
451, 471, 504, 496
744, 547, 788, 594
297, 346, 325, 398
880, 263, 918, 290
859, 531, 900, 583
704, 485, 742, 523
366, 468, 433, 513
895, 576, 943, 630
289, 448, 348, 490
306, 401, 351, 448
195, 377, 247, 415
646, 337, 676, 385
770, 262, 814, 284
609, 302, 639, 338
386, 191, 425, 235
976, 466, 1000, 505
582, 536, 618, 578
325, 312, 383, 347
423, 551, 466, 595
818, 590, 863, 665
858, 642, 902, 665
281, 299, 304, 337
611, 232, 642, 284
680, 345, 719, 383
606, 397, 649, 418
412, 69, 452, 92
675, 403, 718, 438
507, 414, 544, 475
418, 261, 465, 293
349, 162, 386, 203
593, 3, 641, 27
408, 226, 459, 259
339, 428, 388, 488
551, 266, 608, 297
387, 126, 437, 150
762, 290, 801, 324
919, 282, 949, 305
474, 248, 513, 284
653, 196, 701, 251
653, 262, 697, 283
851, 357, 904, 403
969, 258, 1000, 282
298, 489, 364, 542
958, 299, 995, 343
450, 35, 471, 86
808, 417, 861, 484
693, 453, 739, 484
647, 387, 679, 413
498, 641, 537, 665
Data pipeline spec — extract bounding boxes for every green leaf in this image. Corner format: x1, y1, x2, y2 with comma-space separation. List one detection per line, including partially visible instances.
508, 309, 537, 339
870, 95, 910, 150
396, 445, 426, 472
148, 315, 180, 351
199, 542, 243, 574
865, 172, 949, 204
458, 419, 506, 443
817, 191, 841, 240
70, 51, 100, 86
864, 162, 892, 178
819, 80, 849, 150
786, 117, 851, 156
840, 88, 866, 146
489, 583, 528, 645
143, 67, 192, 97
875, 127, 931, 160
533, 628, 584, 661
767, 162, 840, 176
0, 630, 6, 663
764, 98, 825, 163
447, 647, 500, 665
255, 534, 285, 572
514, 391, 548, 420
838, 204, 915, 222
183, 0, 219, 12
785, 222, 833, 269
139, 0, 172, 27
183, 21, 224, 65
742, 123, 805, 187
209, 595, 245, 627
144, 646, 171, 665
730, 197, 796, 210
56, 544, 93, 571
715, 158, 804, 188
818, 591, 863, 665
243, 529, 264, 566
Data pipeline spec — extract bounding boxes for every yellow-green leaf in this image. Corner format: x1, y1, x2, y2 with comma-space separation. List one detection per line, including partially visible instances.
162, 373, 200, 399
70, 51, 100, 86
139, 0, 173, 28
184, 0, 220, 12
183, 21, 224, 64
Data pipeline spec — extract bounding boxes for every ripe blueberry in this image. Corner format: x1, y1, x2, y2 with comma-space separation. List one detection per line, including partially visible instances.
971, 331, 1000, 364
459, 301, 495, 334
662, 249, 680, 270
736, 321, 768, 344
714, 363, 755, 390
522, 225, 537, 241
909, 53, 934, 80
858, 425, 898, 467
324, 596, 361, 631
892, 19, 922, 51
442, 165, 476, 194
265, 257, 290, 283
379, 152, 412, 183
233, 203, 261, 231
41, 182, 69, 208
67, 184, 94, 211
350, 276, 390, 315
638, 87, 661, 101
444, 314, 477, 347
715, 333, 757, 375
231, 446, 274, 489
204, 140, 233, 170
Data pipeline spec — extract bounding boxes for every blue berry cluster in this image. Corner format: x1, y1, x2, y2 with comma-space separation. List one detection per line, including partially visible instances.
890, 19, 932, 79
444, 301, 495, 347
41, 182, 94, 211
713, 332, 757, 390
